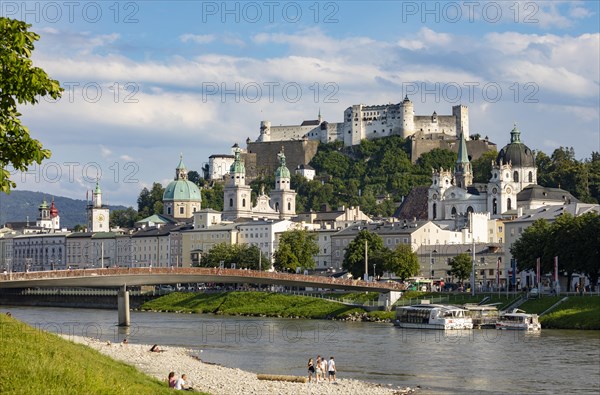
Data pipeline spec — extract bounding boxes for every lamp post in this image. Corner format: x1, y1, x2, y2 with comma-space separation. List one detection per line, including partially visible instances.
372, 263, 376, 282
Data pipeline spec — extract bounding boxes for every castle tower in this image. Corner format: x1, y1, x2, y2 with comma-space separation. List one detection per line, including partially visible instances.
452, 105, 469, 139
454, 131, 473, 189
87, 181, 110, 232
400, 95, 415, 138
163, 155, 202, 218
222, 147, 253, 220
270, 148, 296, 219
258, 121, 271, 142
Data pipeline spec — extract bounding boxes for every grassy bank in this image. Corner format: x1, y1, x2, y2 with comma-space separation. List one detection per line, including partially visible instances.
141, 291, 363, 319
0, 314, 189, 394
522, 296, 600, 330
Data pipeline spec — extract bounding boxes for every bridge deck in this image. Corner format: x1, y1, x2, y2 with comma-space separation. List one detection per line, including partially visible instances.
0, 267, 404, 292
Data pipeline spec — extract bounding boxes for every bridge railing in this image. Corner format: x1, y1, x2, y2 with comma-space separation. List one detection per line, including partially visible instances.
1, 267, 406, 291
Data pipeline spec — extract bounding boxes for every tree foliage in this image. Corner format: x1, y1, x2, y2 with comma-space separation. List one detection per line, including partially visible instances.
384, 244, 420, 280
273, 229, 319, 272
137, 183, 164, 218
202, 243, 267, 270
471, 150, 498, 183
109, 207, 140, 228
342, 230, 385, 278
0, 18, 63, 192
449, 253, 472, 284
511, 213, 600, 291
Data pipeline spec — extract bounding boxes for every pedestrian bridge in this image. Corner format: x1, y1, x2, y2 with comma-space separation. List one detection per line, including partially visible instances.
0, 267, 404, 326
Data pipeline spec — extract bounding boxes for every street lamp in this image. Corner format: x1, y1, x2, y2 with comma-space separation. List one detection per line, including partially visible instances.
470, 240, 476, 296
372, 263, 376, 281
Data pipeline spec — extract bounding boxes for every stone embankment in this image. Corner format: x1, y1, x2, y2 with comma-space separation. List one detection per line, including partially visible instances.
64, 335, 416, 395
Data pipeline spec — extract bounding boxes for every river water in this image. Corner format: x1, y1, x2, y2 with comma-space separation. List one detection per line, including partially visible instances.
2, 306, 599, 394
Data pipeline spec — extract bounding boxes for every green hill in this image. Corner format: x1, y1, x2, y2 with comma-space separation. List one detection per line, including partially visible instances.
0, 190, 126, 229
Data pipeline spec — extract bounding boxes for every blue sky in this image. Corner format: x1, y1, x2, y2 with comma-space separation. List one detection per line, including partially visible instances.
4, 0, 599, 207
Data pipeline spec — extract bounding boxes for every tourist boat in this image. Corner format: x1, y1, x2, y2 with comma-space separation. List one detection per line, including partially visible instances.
394, 304, 473, 330
495, 309, 541, 331
462, 304, 500, 329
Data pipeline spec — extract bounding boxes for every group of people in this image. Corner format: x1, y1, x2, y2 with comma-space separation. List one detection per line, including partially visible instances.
307, 355, 336, 383
168, 372, 193, 391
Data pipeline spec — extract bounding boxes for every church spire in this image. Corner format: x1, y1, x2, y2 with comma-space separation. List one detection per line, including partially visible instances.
455, 132, 473, 189
175, 154, 188, 180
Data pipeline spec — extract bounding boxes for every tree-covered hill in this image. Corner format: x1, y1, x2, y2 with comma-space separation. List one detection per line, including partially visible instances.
0, 190, 126, 228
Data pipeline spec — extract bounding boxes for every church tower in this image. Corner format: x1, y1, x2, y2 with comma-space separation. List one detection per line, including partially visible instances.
222, 147, 253, 220
270, 148, 296, 219
454, 131, 473, 189
87, 181, 110, 232
428, 167, 452, 220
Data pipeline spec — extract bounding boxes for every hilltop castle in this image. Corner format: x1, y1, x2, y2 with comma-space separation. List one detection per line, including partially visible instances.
257, 96, 468, 146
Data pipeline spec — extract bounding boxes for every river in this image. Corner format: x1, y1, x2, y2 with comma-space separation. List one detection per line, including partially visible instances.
2, 306, 599, 394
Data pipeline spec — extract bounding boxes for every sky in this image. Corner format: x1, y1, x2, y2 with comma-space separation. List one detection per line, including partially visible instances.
3, 0, 599, 207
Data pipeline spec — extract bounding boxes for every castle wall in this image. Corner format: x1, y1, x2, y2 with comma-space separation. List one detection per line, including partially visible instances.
413, 115, 457, 136
246, 140, 320, 179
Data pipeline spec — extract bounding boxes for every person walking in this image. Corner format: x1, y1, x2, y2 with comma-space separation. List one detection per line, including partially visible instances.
307, 358, 315, 383
320, 356, 328, 382
328, 356, 336, 382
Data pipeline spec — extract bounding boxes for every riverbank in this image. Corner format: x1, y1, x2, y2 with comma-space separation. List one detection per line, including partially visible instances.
64, 334, 416, 395
0, 314, 176, 394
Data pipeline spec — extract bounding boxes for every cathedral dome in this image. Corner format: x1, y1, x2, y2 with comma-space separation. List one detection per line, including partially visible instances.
163, 179, 201, 202
163, 155, 202, 202
496, 125, 535, 168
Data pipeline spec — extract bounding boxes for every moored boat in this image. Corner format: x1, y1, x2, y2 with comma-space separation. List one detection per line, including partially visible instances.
394, 304, 473, 330
496, 309, 541, 331
462, 304, 500, 329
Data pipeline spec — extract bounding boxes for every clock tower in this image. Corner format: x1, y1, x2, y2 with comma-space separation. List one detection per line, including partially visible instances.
87, 181, 110, 232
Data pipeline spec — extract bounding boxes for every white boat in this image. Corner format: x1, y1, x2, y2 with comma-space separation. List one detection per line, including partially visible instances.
496, 309, 541, 331
394, 304, 473, 330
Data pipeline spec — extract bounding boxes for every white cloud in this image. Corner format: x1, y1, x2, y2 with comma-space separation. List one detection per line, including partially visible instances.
179, 34, 216, 44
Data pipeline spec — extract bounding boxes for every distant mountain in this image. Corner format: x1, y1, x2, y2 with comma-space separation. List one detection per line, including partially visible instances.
0, 191, 128, 229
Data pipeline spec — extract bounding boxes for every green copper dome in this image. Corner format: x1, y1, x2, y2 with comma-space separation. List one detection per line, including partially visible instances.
496, 124, 535, 168
163, 179, 202, 202
163, 155, 201, 202
274, 150, 290, 178
230, 147, 245, 174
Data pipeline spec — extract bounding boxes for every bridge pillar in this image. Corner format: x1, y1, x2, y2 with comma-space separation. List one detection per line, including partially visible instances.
117, 285, 130, 327
379, 291, 402, 311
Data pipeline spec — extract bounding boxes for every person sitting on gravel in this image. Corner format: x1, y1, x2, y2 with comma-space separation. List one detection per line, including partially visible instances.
150, 344, 164, 352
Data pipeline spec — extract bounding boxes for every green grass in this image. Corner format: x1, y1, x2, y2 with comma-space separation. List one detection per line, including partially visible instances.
366, 310, 395, 321
0, 314, 203, 395
538, 296, 600, 330
141, 292, 363, 319
519, 296, 563, 314
327, 292, 379, 304
396, 292, 520, 310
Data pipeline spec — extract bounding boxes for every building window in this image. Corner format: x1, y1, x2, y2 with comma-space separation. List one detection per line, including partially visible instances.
229, 198, 233, 207
493, 198, 498, 215
528, 171, 533, 182
242, 198, 246, 207
179, 207, 184, 215
167, 207, 172, 215
514, 171, 519, 182
432, 203, 437, 220
507, 198, 512, 210
287, 202, 291, 210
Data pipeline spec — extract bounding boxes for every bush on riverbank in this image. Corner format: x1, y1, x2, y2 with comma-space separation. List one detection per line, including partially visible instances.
0, 314, 179, 394
141, 292, 362, 319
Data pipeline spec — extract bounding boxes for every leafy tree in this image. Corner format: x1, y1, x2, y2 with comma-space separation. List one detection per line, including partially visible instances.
109, 207, 140, 228
384, 244, 420, 281
471, 150, 498, 183
137, 183, 164, 217
273, 229, 319, 272
416, 148, 457, 174
202, 243, 268, 270
510, 219, 552, 273
0, 18, 63, 193
343, 230, 385, 278
188, 170, 206, 187
72, 224, 86, 232
202, 243, 234, 267
449, 253, 472, 284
